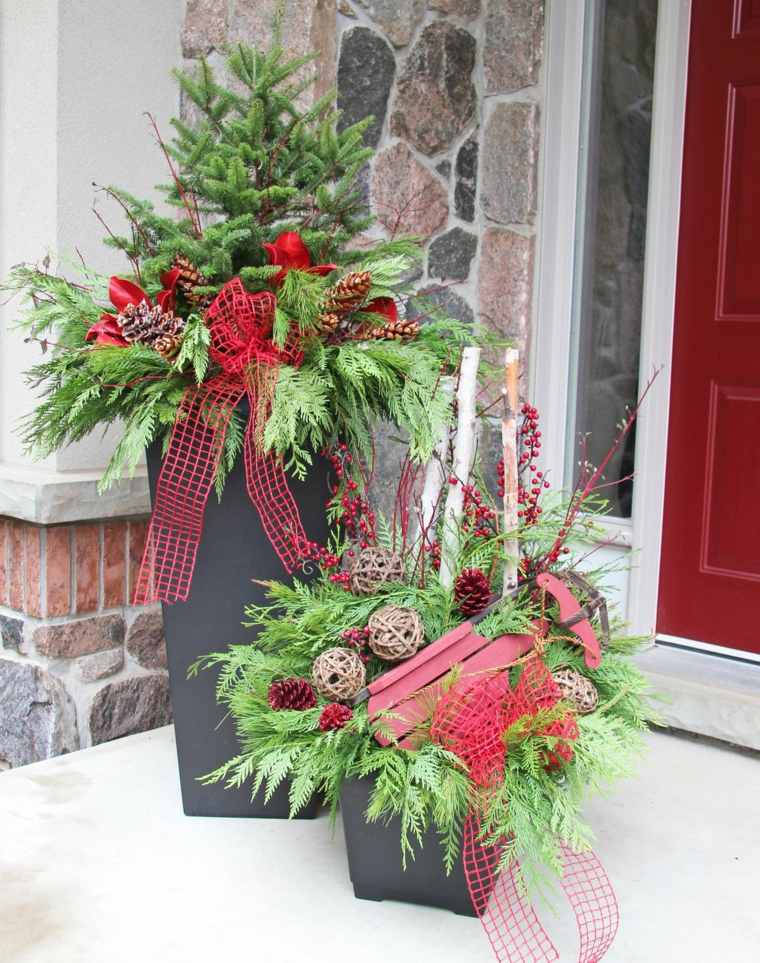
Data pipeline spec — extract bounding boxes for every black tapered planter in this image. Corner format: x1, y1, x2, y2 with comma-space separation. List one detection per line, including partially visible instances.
340, 776, 477, 916
146, 435, 330, 818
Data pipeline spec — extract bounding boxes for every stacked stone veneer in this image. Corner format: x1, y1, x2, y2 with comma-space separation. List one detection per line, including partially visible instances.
335, 0, 545, 512
0, 516, 170, 768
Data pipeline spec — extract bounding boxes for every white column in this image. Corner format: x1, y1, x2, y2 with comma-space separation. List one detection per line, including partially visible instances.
0, 0, 183, 521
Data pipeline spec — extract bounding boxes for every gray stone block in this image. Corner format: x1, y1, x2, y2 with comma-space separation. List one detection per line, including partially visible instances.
337, 27, 396, 148
0, 659, 78, 767
89, 676, 172, 746
428, 227, 478, 282
34, 614, 125, 660
390, 22, 476, 156
126, 611, 168, 671
481, 102, 539, 225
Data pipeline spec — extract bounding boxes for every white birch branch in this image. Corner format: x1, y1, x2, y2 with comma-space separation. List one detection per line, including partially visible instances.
439, 346, 481, 589
501, 348, 520, 594
417, 375, 454, 539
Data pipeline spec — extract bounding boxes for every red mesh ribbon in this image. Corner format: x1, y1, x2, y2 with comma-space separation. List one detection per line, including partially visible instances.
431, 659, 619, 963
134, 278, 309, 605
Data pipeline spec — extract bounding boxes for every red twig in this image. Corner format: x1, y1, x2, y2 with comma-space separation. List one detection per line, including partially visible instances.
144, 112, 202, 238
536, 368, 660, 571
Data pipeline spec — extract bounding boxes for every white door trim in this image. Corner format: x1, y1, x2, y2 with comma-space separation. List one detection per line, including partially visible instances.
627, 0, 693, 638
534, 0, 693, 637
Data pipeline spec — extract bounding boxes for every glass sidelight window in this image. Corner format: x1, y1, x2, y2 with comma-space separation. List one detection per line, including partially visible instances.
567, 0, 659, 518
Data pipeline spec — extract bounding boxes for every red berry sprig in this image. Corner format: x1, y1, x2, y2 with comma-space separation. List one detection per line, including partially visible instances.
340, 625, 372, 663
326, 443, 377, 548
513, 403, 551, 528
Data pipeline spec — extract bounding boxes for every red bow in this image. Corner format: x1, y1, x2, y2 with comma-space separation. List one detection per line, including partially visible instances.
431, 659, 619, 963
133, 277, 309, 605
85, 270, 181, 347
263, 231, 336, 287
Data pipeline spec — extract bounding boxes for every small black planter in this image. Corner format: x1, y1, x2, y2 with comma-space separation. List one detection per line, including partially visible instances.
145, 435, 329, 818
340, 776, 476, 916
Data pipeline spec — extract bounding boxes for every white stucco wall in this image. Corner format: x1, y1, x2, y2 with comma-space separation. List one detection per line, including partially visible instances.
0, 0, 182, 488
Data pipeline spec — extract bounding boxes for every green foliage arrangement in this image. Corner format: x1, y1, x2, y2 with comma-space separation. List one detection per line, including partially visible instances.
193, 431, 658, 895
3, 42, 476, 490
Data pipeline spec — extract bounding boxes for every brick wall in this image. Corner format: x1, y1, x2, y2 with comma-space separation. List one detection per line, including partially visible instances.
0, 517, 170, 768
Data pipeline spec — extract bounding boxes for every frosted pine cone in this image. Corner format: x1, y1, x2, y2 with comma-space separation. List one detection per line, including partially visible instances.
267, 677, 317, 711
454, 567, 491, 617
117, 302, 185, 347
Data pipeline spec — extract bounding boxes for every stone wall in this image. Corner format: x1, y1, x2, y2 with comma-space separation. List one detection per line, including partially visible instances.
0, 517, 170, 767
336, 0, 544, 508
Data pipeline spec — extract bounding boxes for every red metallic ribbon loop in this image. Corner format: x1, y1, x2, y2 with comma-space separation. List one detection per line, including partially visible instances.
432, 658, 619, 963
133, 278, 309, 605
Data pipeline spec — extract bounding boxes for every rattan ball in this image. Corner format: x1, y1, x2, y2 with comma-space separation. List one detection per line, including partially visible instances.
553, 668, 599, 715
312, 647, 366, 702
368, 605, 424, 662
349, 546, 404, 595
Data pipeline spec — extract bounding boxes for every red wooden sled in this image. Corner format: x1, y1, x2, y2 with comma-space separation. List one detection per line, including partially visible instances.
353, 571, 607, 747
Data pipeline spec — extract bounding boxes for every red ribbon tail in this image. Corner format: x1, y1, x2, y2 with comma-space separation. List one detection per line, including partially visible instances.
242, 401, 309, 574
559, 844, 619, 963
464, 813, 559, 963
133, 378, 244, 605
463, 815, 618, 963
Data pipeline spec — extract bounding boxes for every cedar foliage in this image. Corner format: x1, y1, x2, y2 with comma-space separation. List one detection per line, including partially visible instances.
192, 477, 659, 893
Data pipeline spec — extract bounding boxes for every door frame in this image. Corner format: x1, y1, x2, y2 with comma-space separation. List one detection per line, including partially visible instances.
533, 0, 693, 640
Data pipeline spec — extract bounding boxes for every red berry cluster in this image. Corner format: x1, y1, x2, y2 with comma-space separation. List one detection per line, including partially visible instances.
318, 702, 353, 732
340, 625, 372, 663
516, 404, 550, 527
299, 538, 341, 572
425, 539, 442, 571
447, 476, 498, 539
326, 444, 376, 548
329, 571, 352, 589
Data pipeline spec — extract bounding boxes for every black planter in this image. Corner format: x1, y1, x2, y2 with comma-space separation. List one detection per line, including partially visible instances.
145, 436, 329, 818
340, 776, 477, 916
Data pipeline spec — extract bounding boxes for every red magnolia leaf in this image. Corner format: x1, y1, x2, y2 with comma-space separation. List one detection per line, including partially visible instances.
109, 276, 150, 313
365, 297, 398, 324
85, 314, 129, 347
263, 230, 337, 286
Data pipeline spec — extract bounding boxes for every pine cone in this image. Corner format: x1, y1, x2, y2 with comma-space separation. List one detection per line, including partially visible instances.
318, 703, 353, 732
364, 318, 420, 342
317, 312, 340, 334
153, 333, 183, 360
267, 677, 317, 711
117, 302, 185, 347
173, 255, 208, 304
324, 271, 371, 316
454, 567, 492, 617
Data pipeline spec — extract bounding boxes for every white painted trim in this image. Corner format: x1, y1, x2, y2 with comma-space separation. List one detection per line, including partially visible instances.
0, 465, 149, 524
657, 634, 760, 667
626, 0, 693, 638
536, 0, 694, 636
531, 0, 587, 478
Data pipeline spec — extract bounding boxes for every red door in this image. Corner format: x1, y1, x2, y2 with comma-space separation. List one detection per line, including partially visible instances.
658, 0, 760, 654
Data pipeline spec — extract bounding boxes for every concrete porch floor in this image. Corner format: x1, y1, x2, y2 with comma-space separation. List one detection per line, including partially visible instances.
1, 726, 758, 963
